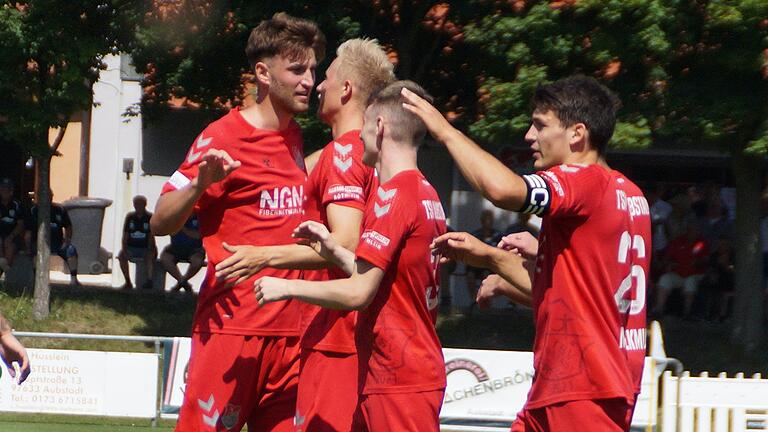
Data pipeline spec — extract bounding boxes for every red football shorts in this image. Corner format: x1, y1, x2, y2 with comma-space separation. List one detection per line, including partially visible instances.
294, 349, 362, 432
175, 332, 300, 432
510, 398, 635, 432
360, 390, 444, 432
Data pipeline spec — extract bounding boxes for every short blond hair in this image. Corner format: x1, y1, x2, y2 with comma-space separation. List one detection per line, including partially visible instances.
335, 38, 395, 105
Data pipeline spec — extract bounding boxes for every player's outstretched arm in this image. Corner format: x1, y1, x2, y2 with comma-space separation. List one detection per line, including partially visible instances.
215, 205, 364, 284
254, 260, 384, 310
401, 88, 528, 211
0, 312, 30, 384
152, 150, 241, 236
477, 274, 532, 308
432, 231, 532, 296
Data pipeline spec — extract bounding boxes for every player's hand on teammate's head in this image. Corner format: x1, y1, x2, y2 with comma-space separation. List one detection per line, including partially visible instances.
400, 87, 454, 142
215, 243, 270, 286
0, 332, 30, 384
196, 149, 241, 189
292, 221, 336, 260
477, 274, 504, 309
254, 276, 291, 305
497, 231, 539, 261
431, 231, 493, 269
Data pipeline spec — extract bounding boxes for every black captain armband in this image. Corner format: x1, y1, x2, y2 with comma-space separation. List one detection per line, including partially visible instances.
519, 174, 551, 216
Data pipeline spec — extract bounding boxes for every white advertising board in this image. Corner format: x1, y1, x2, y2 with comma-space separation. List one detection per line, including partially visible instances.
441, 348, 656, 428
0, 348, 158, 418
441, 348, 534, 422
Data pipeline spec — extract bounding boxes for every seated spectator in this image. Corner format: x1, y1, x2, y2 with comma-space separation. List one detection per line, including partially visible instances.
700, 236, 734, 322
160, 213, 204, 293
117, 195, 156, 290
655, 220, 709, 318
699, 197, 732, 251
25, 197, 80, 286
465, 209, 502, 311
0, 178, 24, 278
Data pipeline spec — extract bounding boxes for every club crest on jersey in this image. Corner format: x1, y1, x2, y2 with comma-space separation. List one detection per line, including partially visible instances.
187, 134, 213, 164
221, 404, 241, 430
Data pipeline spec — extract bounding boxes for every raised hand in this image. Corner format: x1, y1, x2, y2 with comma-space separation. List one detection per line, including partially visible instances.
292, 221, 337, 262
0, 332, 30, 384
215, 243, 271, 286
497, 231, 539, 260
254, 276, 291, 305
477, 274, 504, 309
430, 231, 494, 269
400, 87, 455, 143
196, 149, 241, 190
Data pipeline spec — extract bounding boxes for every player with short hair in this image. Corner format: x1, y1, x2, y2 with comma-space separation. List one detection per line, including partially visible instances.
403, 75, 651, 431
26, 197, 80, 286
160, 213, 205, 293
151, 12, 325, 432
117, 195, 156, 290
0, 178, 24, 276
214, 38, 394, 431
254, 80, 447, 432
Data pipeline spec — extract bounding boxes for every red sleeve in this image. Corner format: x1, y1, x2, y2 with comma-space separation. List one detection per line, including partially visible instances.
355, 186, 413, 270
320, 141, 371, 211
538, 165, 606, 220
160, 125, 227, 210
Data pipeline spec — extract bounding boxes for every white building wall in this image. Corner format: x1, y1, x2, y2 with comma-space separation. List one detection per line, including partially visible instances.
89, 55, 202, 290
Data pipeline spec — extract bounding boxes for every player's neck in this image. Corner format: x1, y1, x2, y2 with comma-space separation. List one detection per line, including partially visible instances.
564, 148, 601, 167
240, 95, 295, 131
329, 108, 363, 140
378, 143, 418, 183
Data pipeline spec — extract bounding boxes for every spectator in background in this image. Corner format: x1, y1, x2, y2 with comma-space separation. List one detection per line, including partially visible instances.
465, 209, 502, 311
648, 183, 672, 254
0, 178, 24, 278
655, 219, 709, 318
25, 197, 80, 286
700, 236, 734, 322
699, 197, 732, 251
665, 192, 691, 242
117, 195, 156, 290
502, 212, 540, 239
159, 213, 204, 293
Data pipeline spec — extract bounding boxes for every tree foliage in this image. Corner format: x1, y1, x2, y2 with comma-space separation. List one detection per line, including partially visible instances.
0, 1, 139, 318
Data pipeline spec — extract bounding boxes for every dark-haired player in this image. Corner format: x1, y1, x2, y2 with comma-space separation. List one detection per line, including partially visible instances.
404, 75, 651, 431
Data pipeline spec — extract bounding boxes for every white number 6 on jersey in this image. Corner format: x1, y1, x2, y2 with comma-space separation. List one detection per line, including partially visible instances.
615, 231, 646, 315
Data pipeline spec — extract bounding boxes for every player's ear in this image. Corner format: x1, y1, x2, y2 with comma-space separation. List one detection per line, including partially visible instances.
254, 61, 271, 88
341, 79, 353, 104
569, 122, 587, 149
376, 116, 384, 141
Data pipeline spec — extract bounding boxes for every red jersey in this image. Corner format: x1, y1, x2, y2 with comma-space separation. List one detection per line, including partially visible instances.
161, 108, 306, 336
301, 130, 377, 353
354, 170, 447, 394
522, 164, 650, 409
665, 234, 708, 277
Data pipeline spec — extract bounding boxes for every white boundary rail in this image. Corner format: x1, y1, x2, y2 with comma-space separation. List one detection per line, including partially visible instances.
660, 370, 768, 432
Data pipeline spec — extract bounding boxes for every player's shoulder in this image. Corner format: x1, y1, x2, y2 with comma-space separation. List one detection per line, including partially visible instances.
195, 109, 242, 143
543, 163, 612, 188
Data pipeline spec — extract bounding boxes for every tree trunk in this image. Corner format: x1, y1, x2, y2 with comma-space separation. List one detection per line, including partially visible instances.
32, 152, 53, 320
730, 151, 764, 351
